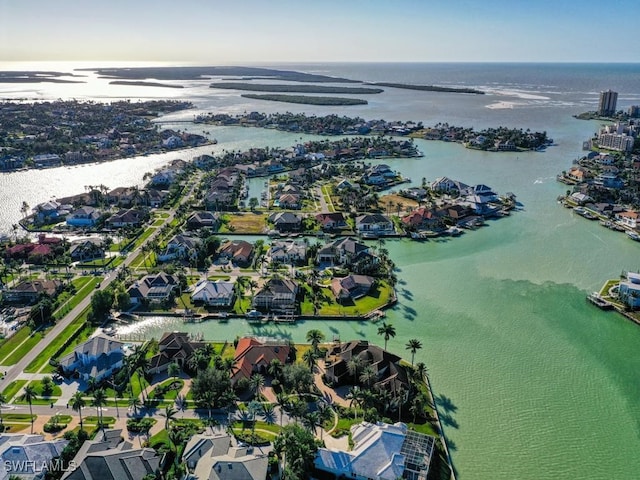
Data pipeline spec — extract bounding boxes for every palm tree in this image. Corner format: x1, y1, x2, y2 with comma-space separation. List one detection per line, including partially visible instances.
302, 349, 317, 371
70, 391, 86, 430
168, 362, 180, 380
359, 365, 377, 388
305, 329, 325, 354
249, 373, 265, 400
377, 321, 396, 350
346, 386, 362, 420
92, 388, 107, 430
267, 358, 283, 380
128, 396, 142, 416
20, 385, 37, 433
260, 403, 277, 426
414, 362, 428, 382
160, 405, 178, 430
0, 393, 6, 427
168, 428, 184, 467
405, 338, 423, 366
347, 355, 364, 382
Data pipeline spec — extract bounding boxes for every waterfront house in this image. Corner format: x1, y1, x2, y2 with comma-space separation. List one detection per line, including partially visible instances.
316, 212, 348, 231
33, 153, 62, 168
127, 272, 178, 305
32, 200, 70, 224
66, 206, 101, 227
269, 240, 307, 265
569, 192, 593, 205
157, 234, 201, 262
314, 421, 435, 480
331, 274, 375, 302
0, 434, 68, 480
182, 432, 269, 480
190, 280, 236, 307
148, 331, 206, 375
231, 337, 291, 383
269, 212, 302, 233
278, 192, 301, 209
219, 240, 254, 266
402, 207, 443, 230
107, 187, 138, 207
324, 340, 410, 394
61, 429, 160, 480
317, 237, 372, 267
3, 279, 63, 304
618, 272, 640, 310
252, 278, 299, 312
615, 210, 639, 229
187, 211, 221, 230
355, 213, 394, 235
58, 334, 125, 382
430, 176, 469, 193
594, 173, 624, 189
566, 166, 588, 183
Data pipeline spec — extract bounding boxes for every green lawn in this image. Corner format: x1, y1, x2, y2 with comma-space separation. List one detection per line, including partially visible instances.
24, 308, 90, 373
53, 276, 97, 320
27, 379, 62, 397
0, 413, 36, 422
0, 327, 33, 364
0, 423, 30, 432
3, 331, 45, 366
2, 380, 27, 400
300, 281, 393, 316
84, 415, 116, 425
152, 219, 165, 227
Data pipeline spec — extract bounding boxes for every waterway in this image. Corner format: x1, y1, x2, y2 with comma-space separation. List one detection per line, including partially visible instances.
2, 62, 640, 479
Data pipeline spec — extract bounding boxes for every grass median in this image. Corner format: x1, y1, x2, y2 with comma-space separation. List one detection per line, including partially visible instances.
24, 307, 91, 374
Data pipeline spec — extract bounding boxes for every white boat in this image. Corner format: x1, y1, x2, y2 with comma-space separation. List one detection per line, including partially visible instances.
626, 231, 640, 242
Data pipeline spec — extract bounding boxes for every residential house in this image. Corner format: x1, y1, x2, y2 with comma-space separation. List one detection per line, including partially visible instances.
618, 272, 640, 310
355, 214, 394, 235
315, 212, 348, 231
331, 274, 375, 302
269, 212, 302, 233
70, 238, 105, 261
317, 237, 372, 267
106, 208, 145, 228
61, 429, 160, 480
127, 272, 178, 305
402, 187, 428, 201
150, 169, 178, 186
107, 187, 137, 207
32, 200, 70, 224
58, 334, 125, 382
0, 434, 68, 480
270, 240, 307, 265
157, 234, 201, 262
277, 193, 301, 209
191, 280, 236, 308
315, 422, 435, 480
219, 240, 254, 266
335, 179, 356, 190
148, 331, 206, 375
3, 279, 62, 304
187, 211, 221, 230
324, 340, 410, 394
430, 176, 469, 193
183, 431, 269, 480
66, 206, 101, 227
232, 337, 291, 383
594, 173, 624, 189
566, 167, 588, 183
402, 207, 443, 231
145, 188, 169, 208
616, 210, 639, 229
252, 278, 299, 312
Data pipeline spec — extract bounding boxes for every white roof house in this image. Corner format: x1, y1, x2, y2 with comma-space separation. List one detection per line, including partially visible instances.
191, 280, 236, 307
315, 422, 435, 480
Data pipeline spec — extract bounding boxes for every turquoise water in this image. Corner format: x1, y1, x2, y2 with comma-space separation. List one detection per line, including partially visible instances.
2, 62, 640, 479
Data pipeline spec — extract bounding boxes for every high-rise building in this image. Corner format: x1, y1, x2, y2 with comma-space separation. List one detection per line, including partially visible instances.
628, 105, 640, 118
598, 90, 618, 116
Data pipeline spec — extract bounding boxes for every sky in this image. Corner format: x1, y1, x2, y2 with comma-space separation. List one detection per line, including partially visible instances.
1, 0, 639, 64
